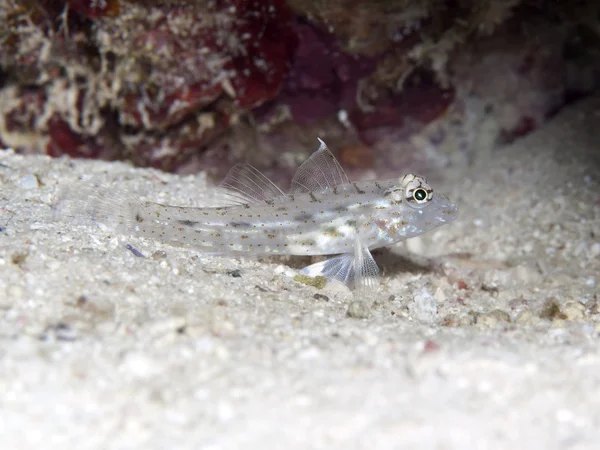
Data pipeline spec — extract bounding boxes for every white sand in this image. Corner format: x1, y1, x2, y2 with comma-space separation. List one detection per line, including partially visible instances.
0, 95, 599, 450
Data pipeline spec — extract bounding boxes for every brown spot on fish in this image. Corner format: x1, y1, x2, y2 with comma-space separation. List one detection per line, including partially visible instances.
230, 221, 251, 227
309, 192, 319, 203
352, 183, 365, 194
295, 212, 313, 222
323, 226, 342, 238
240, 235, 249, 239
135, 213, 144, 223
178, 219, 198, 226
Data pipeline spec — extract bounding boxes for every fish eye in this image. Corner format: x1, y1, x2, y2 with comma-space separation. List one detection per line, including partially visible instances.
413, 188, 428, 203
400, 174, 433, 209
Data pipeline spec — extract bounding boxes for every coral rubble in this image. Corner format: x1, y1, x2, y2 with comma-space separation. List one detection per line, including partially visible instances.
1, 1, 599, 179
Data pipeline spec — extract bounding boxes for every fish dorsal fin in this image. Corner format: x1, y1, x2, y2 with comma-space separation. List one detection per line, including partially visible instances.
218, 163, 285, 205
290, 138, 350, 194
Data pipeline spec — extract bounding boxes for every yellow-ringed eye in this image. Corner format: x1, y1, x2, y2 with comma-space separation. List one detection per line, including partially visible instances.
413, 188, 428, 203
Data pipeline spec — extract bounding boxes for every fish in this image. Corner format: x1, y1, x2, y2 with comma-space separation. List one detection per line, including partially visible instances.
56, 139, 458, 292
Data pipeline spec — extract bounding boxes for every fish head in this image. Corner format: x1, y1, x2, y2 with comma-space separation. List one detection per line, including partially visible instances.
381, 174, 457, 239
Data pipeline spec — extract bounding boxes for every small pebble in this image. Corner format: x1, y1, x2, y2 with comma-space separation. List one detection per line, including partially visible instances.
433, 287, 446, 303
18, 174, 39, 190
227, 269, 242, 278
441, 314, 459, 327
39, 192, 53, 205
293, 274, 327, 289
347, 300, 370, 319
123, 353, 162, 378
411, 288, 437, 323
540, 297, 567, 320
42, 322, 77, 342
488, 309, 512, 323
152, 250, 168, 260
472, 309, 511, 329
11, 251, 28, 267
562, 301, 586, 321
515, 309, 535, 325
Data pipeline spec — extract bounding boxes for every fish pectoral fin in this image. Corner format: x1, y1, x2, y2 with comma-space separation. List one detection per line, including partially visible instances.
352, 238, 380, 295
300, 240, 380, 295
218, 163, 285, 205
290, 138, 350, 194
301, 254, 356, 285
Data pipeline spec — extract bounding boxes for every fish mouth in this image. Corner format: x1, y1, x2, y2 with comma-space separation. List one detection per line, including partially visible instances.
441, 202, 458, 222
434, 194, 458, 223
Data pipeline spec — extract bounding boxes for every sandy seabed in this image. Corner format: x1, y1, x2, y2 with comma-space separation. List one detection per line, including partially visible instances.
0, 95, 599, 450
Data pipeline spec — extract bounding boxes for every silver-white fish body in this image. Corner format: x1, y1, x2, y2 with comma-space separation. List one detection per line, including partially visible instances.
127, 178, 455, 256
58, 139, 457, 292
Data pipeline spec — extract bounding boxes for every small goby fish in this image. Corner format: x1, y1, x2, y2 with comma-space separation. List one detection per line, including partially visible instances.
57, 139, 457, 291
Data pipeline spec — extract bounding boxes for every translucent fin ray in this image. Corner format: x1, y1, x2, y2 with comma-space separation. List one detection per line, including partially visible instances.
353, 237, 380, 294
290, 138, 349, 194
53, 180, 141, 235
218, 164, 285, 205
300, 237, 379, 295
301, 254, 355, 285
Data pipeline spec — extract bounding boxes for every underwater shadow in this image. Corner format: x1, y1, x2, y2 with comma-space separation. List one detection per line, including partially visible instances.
372, 247, 441, 278
275, 247, 439, 277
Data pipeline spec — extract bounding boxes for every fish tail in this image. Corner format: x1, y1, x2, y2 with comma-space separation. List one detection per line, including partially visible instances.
53, 180, 142, 235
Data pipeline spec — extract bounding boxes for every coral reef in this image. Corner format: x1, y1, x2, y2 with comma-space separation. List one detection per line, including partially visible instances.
0, 0, 297, 170
1, 0, 599, 179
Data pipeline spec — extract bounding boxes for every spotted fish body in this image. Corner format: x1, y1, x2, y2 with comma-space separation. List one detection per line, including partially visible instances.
59, 140, 457, 291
